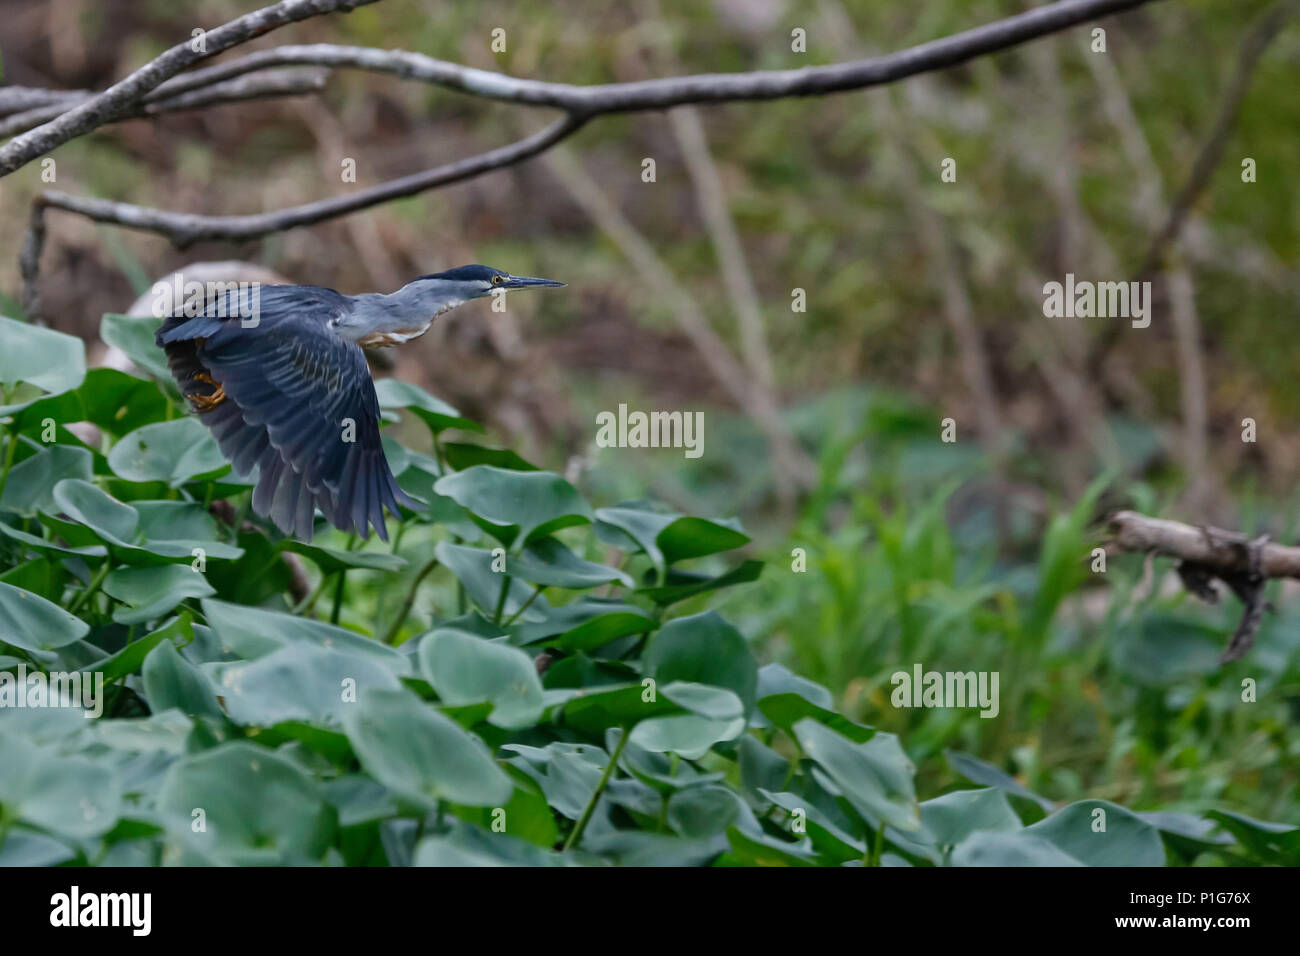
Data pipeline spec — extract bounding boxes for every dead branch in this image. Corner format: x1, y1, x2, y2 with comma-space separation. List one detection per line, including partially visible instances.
0, 0, 378, 177
1106, 510, 1296, 662
1107, 511, 1300, 578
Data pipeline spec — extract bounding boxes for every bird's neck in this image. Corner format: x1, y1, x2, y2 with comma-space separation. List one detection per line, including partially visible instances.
349, 283, 467, 347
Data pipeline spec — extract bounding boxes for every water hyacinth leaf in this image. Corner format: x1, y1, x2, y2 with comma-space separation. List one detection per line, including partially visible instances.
721, 826, 819, 867
919, 788, 1022, 848
759, 789, 867, 863
794, 718, 920, 833
108, 418, 228, 486
944, 750, 1056, 813
0, 829, 76, 867
0, 446, 93, 515
639, 560, 763, 604
561, 680, 742, 737
278, 540, 407, 574
1205, 810, 1300, 864
141, 639, 223, 719
208, 643, 403, 727
1026, 800, 1165, 866
951, 830, 1085, 867
594, 504, 749, 575
99, 313, 175, 393
0, 580, 89, 651
51, 479, 139, 545
0, 316, 86, 415
665, 785, 756, 839
200, 599, 409, 673
508, 537, 634, 589
17, 367, 170, 438
0, 735, 121, 839
342, 688, 512, 809
441, 442, 538, 472
373, 378, 482, 433
103, 564, 215, 625
629, 713, 746, 759
418, 627, 544, 729
414, 824, 569, 867
642, 610, 758, 717
434, 541, 550, 623
434, 467, 593, 549
86, 613, 191, 684
750, 663, 834, 730
759, 697, 878, 749
514, 597, 653, 650
157, 741, 333, 865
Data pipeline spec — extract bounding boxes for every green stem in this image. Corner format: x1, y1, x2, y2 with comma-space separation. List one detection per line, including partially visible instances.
563, 728, 630, 852
381, 558, 439, 645
492, 572, 513, 626
292, 572, 330, 616
0, 429, 20, 502
68, 562, 110, 616
330, 571, 347, 625
502, 585, 545, 627
866, 823, 885, 867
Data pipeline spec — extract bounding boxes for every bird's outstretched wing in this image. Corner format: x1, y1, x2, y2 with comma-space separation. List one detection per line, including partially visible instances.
155, 285, 417, 540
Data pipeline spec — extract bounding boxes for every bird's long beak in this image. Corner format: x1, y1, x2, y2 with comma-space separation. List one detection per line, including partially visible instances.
502, 275, 565, 289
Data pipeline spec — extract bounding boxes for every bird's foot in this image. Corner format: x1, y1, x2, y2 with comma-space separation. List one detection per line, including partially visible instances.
187, 372, 226, 413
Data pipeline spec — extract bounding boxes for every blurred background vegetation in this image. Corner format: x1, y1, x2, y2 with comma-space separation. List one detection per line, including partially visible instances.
2, 0, 1298, 826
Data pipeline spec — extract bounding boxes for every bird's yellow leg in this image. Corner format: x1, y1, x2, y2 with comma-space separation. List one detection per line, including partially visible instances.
187, 371, 227, 412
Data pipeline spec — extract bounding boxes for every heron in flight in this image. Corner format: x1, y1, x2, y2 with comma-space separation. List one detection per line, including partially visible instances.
156, 265, 564, 541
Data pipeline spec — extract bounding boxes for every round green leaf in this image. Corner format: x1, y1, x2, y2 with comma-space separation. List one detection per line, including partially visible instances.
434, 466, 593, 549
418, 627, 544, 729
0, 580, 90, 652
108, 418, 228, 486
342, 688, 512, 809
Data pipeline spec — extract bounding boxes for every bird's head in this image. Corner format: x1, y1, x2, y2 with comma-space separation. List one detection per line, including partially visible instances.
342, 264, 565, 346
424, 264, 567, 300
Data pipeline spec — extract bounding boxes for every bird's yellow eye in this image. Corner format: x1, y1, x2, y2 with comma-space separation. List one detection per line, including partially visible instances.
492, 274, 505, 285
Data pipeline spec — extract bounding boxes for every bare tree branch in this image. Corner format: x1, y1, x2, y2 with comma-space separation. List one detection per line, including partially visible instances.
31, 115, 587, 246
118, 0, 1163, 115
0, 0, 378, 177
1137, 0, 1296, 277
0, 70, 330, 138
1107, 511, 1300, 579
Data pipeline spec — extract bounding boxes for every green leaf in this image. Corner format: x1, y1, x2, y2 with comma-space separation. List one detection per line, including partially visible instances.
84, 614, 191, 683
721, 826, 818, 867
103, 564, 215, 625
208, 643, 403, 727
373, 378, 482, 433
0, 734, 121, 838
278, 540, 407, 574
417, 627, 545, 729
0, 580, 89, 652
434, 466, 593, 549
561, 680, 743, 738
1027, 800, 1166, 866
17, 367, 170, 438
643, 610, 758, 717
595, 504, 749, 576
951, 830, 1085, 866
414, 823, 569, 866
919, 788, 1022, 848
944, 750, 1055, 812
0, 316, 86, 415
639, 560, 763, 604
441, 442, 538, 471
157, 741, 333, 864
141, 639, 223, 718
434, 541, 550, 623
795, 718, 920, 832
508, 537, 634, 589
341, 688, 512, 810
201, 599, 409, 674
758, 693, 876, 742
514, 597, 653, 651
51, 478, 139, 544
99, 314, 174, 393
0, 446, 93, 515
108, 418, 228, 486
1205, 810, 1300, 864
